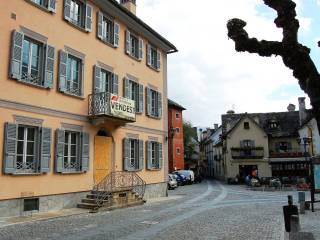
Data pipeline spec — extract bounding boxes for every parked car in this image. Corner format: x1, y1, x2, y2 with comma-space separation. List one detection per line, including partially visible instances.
174, 170, 194, 184
269, 178, 282, 188
173, 172, 188, 186
168, 174, 178, 190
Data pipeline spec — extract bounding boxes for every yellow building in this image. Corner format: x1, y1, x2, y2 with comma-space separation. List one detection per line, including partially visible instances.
0, 0, 177, 216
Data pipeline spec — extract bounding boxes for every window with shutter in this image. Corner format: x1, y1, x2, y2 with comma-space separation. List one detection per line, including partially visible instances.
147, 44, 160, 71
97, 12, 120, 48
126, 30, 141, 60
64, 0, 88, 30
123, 138, 141, 171
40, 127, 52, 173
28, 0, 56, 13
146, 141, 162, 170
85, 4, 93, 32
147, 88, 162, 118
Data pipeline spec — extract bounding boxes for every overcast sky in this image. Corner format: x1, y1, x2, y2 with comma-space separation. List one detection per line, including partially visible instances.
136, 0, 320, 128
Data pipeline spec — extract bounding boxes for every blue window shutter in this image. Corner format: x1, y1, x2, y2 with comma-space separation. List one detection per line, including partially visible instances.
64, 0, 71, 21
125, 30, 131, 54
138, 38, 143, 60
55, 129, 65, 173
112, 73, 119, 95
48, 0, 56, 13
147, 141, 152, 170
40, 127, 51, 173
158, 142, 163, 169
157, 50, 161, 70
10, 31, 24, 80
124, 78, 130, 98
81, 132, 90, 172
157, 92, 162, 118
44, 45, 55, 88
58, 50, 68, 92
138, 84, 144, 113
123, 138, 130, 171
146, 87, 151, 116
85, 4, 93, 32
97, 12, 103, 40
139, 140, 144, 170
147, 44, 151, 66
94, 65, 102, 93
3, 123, 17, 174
114, 22, 120, 47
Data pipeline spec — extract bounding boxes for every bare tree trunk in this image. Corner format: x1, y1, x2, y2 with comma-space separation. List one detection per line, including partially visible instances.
227, 0, 320, 135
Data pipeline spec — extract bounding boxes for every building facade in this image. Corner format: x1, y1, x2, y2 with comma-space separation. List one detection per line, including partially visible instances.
168, 99, 185, 172
0, 0, 176, 217
221, 108, 309, 181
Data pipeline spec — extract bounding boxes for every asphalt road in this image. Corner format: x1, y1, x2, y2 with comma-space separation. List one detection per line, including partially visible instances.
0, 180, 295, 240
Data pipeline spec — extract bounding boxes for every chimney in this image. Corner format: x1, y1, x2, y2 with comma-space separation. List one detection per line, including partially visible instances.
214, 124, 219, 130
287, 103, 296, 112
298, 97, 306, 125
120, 0, 136, 15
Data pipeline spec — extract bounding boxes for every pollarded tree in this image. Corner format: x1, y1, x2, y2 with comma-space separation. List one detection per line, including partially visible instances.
227, 0, 320, 134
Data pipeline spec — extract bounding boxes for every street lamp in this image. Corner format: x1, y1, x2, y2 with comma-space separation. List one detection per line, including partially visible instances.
297, 137, 312, 175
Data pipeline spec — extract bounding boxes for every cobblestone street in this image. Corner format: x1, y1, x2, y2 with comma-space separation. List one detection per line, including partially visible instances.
0, 181, 295, 240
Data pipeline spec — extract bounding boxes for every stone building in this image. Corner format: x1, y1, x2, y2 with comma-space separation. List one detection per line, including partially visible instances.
0, 0, 176, 216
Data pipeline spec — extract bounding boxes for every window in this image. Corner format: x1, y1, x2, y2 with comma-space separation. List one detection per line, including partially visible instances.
147, 44, 161, 70
64, 131, 79, 171
176, 113, 180, 119
97, 12, 120, 47
147, 141, 162, 170
93, 65, 119, 95
123, 138, 144, 171
124, 79, 143, 113
146, 88, 162, 118
24, 198, 39, 212
276, 142, 292, 152
66, 55, 81, 95
59, 50, 84, 97
244, 122, 250, 129
64, 0, 92, 32
10, 31, 55, 88
126, 30, 143, 60
176, 148, 181, 155
55, 129, 89, 173
28, 0, 56, 12
3, 123, 52, 174
176, 128, 180, 133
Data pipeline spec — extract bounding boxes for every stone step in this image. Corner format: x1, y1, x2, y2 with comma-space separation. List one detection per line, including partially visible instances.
81, 198, 111, 204
77, 203, 99, 210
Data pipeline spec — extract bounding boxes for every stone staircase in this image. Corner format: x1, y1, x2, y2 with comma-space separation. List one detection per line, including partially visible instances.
77, 172, 146, 212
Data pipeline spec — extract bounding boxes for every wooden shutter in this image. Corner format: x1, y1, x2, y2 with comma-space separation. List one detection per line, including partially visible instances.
44, 45, 55, 88
85, 4, 93, 32
97, 12, 103, 40
158, 142, 163, 169
157, 50, 161, 70
125, 30, 131, 54
114, 22, 120, 47
58, 50, 68, 92
123, 138, 130, 171
147, 44, 151, 66
139, 140, 144, 170
138, 84, 144, 113
40, 127, 51, 173
157, 92, 162, 118
10, 31, 24, 80
55, 129, 65, 173
48, 0, 56, 13
112, 73, 119, 95
124, 78, 130, 98
81, 132, 90, 172
146, 87, 151, 116
138, 38, 143, 60
93, 65, 102, 93
3, 123, 18, 174
64, 0, 71, 21
146, 141, 152, 170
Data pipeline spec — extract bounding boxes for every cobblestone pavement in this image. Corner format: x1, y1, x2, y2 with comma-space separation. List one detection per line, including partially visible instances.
0, 181, 297, 240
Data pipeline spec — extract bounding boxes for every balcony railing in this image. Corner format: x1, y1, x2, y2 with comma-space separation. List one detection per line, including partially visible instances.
231, 147, 264, 159
88, 92, 136, 123
269, 148, 308, 158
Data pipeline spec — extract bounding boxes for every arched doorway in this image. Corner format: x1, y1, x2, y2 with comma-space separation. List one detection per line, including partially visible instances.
94, 129, 113, 184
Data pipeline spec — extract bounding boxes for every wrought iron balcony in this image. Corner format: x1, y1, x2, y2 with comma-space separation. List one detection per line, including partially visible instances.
269, 148, 308, 158
88, 92, 136, 123
231, 147, 264, 159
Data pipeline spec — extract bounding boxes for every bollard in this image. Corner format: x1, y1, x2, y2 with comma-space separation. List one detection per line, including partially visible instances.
283, 195, 299, 232
298, 192, 305, 214
290, 215, 300, 233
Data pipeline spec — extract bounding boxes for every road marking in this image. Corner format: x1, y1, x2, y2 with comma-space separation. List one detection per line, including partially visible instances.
141, 221, 159, 225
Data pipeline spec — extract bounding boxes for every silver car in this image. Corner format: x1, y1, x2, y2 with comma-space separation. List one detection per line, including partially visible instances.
168, 174, 178, 190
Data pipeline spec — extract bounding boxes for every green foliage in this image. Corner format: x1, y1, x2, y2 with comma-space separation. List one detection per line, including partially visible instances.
183, 121, 197, 160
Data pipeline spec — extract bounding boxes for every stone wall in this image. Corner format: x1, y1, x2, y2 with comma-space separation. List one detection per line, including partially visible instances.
144, 182, 167, 199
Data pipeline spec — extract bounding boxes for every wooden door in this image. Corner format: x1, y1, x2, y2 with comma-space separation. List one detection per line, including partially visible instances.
94, 136, 112, 184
